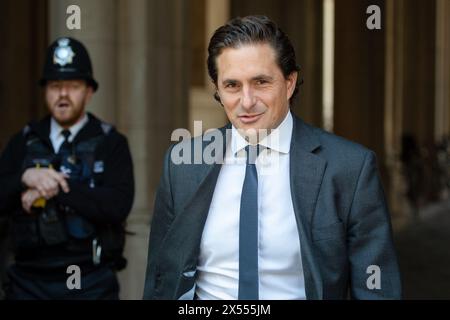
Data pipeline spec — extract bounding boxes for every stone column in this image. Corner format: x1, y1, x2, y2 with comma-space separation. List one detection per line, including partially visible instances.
287, 0, 324, 128
384, 0, 408, 220
401, 0, 436, 146
0, 1, 48, 148
119, 0, 190, 299
189, 0, 229, 134
333, 0, 386, 160
115, 0, 151, 300
48, 0, 118, 124
146, 0, 190, 191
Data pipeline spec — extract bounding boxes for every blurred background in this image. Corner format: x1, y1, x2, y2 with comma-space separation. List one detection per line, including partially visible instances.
0, 0, 449, 299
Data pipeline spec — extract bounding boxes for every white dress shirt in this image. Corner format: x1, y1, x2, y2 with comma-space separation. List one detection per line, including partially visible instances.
50, 114, 89, 153
195, 111, 306, 300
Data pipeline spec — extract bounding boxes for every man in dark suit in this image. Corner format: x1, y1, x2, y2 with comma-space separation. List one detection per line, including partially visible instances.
143, 15, 401, 300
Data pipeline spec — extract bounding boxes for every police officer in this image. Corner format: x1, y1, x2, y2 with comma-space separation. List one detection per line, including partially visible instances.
0, 37, 134, 299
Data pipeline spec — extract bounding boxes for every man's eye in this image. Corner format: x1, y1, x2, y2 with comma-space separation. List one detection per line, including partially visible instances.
256, 79, 268, 85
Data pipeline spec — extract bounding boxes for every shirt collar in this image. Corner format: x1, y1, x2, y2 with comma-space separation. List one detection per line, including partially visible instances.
50, 113, 89, 142
231, 110, 293, 156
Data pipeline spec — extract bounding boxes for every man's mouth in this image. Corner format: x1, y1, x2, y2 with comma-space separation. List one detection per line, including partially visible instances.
57, 101, 70, 108
239, 113, 263, 124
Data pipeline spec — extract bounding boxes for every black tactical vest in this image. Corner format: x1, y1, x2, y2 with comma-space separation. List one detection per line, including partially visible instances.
12, 123, 126, 270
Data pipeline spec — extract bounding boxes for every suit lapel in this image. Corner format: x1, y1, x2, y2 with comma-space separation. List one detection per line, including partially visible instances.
171, 163, 222, 270
161, 126, 230, 279
290, 116, 327, 299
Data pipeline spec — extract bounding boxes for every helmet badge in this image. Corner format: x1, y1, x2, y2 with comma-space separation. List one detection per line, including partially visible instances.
53, 38, 75, 67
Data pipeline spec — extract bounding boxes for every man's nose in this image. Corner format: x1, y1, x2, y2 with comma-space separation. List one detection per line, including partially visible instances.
59, 85, 68, 97
241, 87, 256, 110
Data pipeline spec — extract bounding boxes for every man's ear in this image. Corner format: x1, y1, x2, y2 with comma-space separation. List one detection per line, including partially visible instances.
214, 86, 224, 107
286, 71, 298, 100
85, 86, 94, 104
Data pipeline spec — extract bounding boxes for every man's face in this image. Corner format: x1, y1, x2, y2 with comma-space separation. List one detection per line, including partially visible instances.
216, 43, 297, 136
45, 80, 93, 128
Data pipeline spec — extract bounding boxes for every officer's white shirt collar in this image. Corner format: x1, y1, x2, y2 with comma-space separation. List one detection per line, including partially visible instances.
231, 110, 293, 157
50, 113, 89, 153
50, 113, 89, 143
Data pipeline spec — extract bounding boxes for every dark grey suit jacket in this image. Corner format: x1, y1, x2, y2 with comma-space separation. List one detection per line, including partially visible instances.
143, 114, 401, 300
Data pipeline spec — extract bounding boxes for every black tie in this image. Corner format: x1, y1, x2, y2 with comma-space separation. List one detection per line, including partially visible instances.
238, 144, 263, 300
59, 129, 72, 155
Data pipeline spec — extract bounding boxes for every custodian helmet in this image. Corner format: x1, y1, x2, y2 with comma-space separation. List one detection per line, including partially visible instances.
39, 37, 98, 91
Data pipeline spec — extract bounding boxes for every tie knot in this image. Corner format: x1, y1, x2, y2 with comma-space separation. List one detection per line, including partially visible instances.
61, 129, 71, 141
245, 144, 265, 165
58, 130, 72, 155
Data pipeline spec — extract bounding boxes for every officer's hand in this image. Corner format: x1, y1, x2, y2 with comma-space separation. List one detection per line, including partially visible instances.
21, 189, 43, 214
21, 168, 70, 198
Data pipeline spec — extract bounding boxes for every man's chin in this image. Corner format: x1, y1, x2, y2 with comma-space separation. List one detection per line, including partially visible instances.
53, 115, 76, 128
235, 120, 269, 132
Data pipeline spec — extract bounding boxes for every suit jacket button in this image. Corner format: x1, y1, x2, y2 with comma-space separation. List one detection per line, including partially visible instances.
155, 273, 162, 287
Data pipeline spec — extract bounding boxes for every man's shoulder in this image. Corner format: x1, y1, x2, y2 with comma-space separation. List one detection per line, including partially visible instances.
318, 127, 371, 155
21, 115, 50, 135
86, 113, 112, 133
86, 113, 127, 141
166, 125, 228, 161
293, 117, 374, 165
6, 116, 48, 143
0, 116, 48, 156
175, 125, 228, 145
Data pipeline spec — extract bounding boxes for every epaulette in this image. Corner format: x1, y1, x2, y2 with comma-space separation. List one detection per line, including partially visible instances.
22, 125, 31, 137
100, 122, 114, 135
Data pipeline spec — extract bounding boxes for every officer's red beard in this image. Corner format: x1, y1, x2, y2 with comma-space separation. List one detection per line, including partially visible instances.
51, 97, 87, 128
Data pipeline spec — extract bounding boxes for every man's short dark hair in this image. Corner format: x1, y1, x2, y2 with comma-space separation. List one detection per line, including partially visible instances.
207, 15, 301, 103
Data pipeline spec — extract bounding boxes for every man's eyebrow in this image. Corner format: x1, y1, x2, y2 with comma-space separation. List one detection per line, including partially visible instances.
222, 79, 239, 85
222, 75, 273, 84
252, 75, 274, 81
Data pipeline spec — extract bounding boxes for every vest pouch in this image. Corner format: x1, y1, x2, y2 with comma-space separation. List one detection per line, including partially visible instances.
38, 201, 69, 246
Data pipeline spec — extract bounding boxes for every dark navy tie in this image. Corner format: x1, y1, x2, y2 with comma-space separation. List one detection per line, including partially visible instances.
59, 129, 72, 155
238, 145, 261, 300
